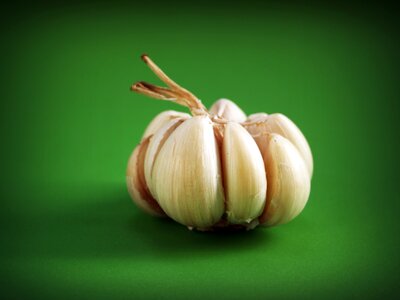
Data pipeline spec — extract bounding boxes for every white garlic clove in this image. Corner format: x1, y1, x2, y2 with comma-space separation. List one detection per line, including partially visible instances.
259, 134, 310, 226
245, 113, 271, 158
246, 113, 313, 177
247, 112, 268, 123
126, 137, 165, 217
144, 118, 186, 197
209, 98, 247, 122
223, 122, 267, 224
142, 110, 190, 139
150, 116, 225, 228
266, 114, 313, 177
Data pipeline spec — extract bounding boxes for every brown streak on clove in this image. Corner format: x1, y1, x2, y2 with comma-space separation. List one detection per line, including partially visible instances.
135, 137, 166, 215
150, 119, 186, 179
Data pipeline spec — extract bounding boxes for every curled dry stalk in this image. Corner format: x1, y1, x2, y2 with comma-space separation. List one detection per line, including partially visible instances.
131, 55, 209, 117
130, 54, 266, 140
131, 55, 233, 144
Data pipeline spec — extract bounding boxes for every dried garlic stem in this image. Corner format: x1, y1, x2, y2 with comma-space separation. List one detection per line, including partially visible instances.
131, 54, 208, 116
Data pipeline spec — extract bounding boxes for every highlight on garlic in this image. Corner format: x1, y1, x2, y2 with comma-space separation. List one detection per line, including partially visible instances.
127, 54, 313, 231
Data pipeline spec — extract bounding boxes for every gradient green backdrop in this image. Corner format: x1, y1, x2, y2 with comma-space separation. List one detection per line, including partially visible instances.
1, 2, 399, 299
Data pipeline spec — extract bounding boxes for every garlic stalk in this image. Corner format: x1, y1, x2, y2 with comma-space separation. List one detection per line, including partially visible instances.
126, 54, 313, 230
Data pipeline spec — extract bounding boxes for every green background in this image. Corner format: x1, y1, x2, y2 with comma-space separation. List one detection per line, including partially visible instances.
1, 2, 399, 299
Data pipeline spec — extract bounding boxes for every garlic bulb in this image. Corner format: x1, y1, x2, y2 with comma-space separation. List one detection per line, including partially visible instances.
127, 55, 313, 230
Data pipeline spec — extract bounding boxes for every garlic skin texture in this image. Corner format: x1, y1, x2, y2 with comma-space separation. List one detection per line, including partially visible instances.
150, 116, 225, 228
209, 99, 247, 123
258, 134, 310, 226
142, 110, 190, 139
223, 122, 266, 224
246, 113, 313, 176
127, 55, 313, 230
126, 137, 165, 217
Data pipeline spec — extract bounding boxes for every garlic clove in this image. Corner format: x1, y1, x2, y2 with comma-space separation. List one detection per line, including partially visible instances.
142, 110, 190, 139
246, 113, 313, 177
144, 118, 186, 197
126, 137, 165, 216
150, 115, 225, 228
223, 122, 267, 224
266, 114, 313, 177
259, 134, 310, 226
209, 98, 247, 122
247, 112, 268, 122
245, 113, 271, 158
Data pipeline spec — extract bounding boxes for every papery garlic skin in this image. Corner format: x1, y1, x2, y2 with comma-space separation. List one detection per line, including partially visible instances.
149, 116, 225, 228
247, 113, 313, 176
246, 113, 268, 121
209, 99, 247, 122
259, 134, 310, 226
126, 138, 165, 217
223, 122, 267, 224
142, 110, 190, 139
